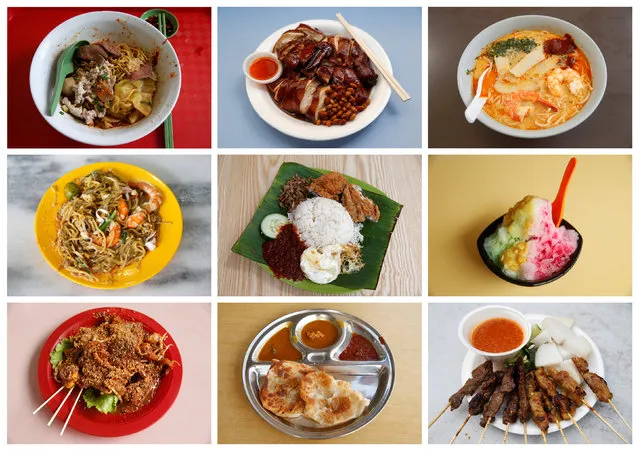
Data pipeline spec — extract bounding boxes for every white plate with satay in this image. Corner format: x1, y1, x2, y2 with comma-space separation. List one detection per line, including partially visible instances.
429, 306, 631, 444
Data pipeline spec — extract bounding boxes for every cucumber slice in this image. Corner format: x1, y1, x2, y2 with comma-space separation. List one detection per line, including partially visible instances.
530, 323, 542, 341
260, 213, 289, 239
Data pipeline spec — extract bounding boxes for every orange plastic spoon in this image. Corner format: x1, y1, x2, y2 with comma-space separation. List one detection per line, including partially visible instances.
552, 157, 577, 227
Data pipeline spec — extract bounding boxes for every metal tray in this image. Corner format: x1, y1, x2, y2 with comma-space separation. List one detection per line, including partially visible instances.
242, 309, 395, 439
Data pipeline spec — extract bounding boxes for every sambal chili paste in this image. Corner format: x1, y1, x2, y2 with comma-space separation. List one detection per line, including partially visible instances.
339, 334, 379, 361
262, 223, 307, 281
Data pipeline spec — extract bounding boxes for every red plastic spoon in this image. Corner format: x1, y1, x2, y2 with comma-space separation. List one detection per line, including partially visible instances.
552, 157, 577, 227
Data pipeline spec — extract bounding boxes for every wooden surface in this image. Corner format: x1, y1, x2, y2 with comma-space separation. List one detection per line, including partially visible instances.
429, 155, 632, 296
217, 303, 422, 444
218, 155, 422, 296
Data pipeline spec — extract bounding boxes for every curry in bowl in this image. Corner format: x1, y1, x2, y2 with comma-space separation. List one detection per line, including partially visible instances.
471, 30, 593, 130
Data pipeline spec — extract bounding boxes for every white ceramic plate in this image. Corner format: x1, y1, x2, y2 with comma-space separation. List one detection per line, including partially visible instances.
30, 11, 181, 146
461, 314, 603, 435
245, 19, 392, 141
457, 15, 607, 139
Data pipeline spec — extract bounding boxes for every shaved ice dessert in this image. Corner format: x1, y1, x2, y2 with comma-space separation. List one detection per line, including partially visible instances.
484, 195, 579, 282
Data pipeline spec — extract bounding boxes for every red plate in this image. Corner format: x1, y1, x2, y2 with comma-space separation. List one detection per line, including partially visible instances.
37, 307, 183, 437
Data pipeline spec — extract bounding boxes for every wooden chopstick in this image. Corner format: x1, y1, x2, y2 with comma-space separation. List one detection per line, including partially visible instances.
336, 13, 411, 102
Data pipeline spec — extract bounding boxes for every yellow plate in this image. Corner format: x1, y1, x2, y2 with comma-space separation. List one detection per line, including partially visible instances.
34, 162, 183, 290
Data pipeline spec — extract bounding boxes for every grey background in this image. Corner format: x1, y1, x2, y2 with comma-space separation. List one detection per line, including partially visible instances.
428, 303, 632, 444
428, 7, 631, 148
8, 155, 211, 296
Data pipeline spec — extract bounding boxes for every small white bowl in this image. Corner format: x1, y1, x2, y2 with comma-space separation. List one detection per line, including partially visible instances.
243, 52, 283, 85
457, 15, 607, 139
458, 305, 531, 363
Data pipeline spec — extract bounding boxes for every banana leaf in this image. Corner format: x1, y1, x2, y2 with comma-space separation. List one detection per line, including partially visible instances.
232, 162, 403, 293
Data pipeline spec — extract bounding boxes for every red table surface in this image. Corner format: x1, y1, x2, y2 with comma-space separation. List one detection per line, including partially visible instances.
8, 7, 211, 149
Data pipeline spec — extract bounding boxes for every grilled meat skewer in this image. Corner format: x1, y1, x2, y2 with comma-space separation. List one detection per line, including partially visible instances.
481, 367, 515, 427
545, 366, 586, 406
525, 371, 549, 433
572, 357, 613, 403
503, 389, 519, 425
448, 360, 494, 409
469, 371, 502, 416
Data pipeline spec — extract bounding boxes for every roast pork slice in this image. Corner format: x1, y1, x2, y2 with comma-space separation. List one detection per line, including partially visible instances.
315, 63, 334, 84
279, 79, 309, 113
351, 42, 377, 87
295, 23, 326, 42
306, 86, 331, 122
273, 30, 306, 54
328, 35, 352, 65
299, 79, 321, 115
96, 40, 122, 58
75, 44, 108, 64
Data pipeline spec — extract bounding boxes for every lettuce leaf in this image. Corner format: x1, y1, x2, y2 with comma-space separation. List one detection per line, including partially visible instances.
83, 388, 118, 414
49, 338, 74, 368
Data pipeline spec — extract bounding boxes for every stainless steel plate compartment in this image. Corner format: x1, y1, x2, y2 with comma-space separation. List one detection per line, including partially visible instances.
242, 309, 395, 439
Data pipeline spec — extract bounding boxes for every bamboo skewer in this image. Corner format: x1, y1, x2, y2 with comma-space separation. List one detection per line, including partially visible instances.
541, 431, 547, 444
450, 414, 470, 444
503, 424, 509, 443
609, 400, 632, 433
33, 385, 65, 415
47, 387, 74, 426
555, 419, 568, 444
523, 422, 527, 444
60, 388, 83, 436
478, 418, 491, 443
335, 13, 411, 102
428, 402, 451, 429
568, 412, 590, 444
583, 400, 628, 444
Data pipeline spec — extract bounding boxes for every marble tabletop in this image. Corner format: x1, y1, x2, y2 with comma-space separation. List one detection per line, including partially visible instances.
7, 155, 211, 296
428, 303, 632, 444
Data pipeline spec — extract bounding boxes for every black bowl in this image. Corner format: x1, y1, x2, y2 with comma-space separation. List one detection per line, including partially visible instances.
477, 216, 583, 287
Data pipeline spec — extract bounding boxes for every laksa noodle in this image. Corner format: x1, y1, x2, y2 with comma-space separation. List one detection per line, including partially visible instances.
471, 31, 593, 130
60, 40, 158, 129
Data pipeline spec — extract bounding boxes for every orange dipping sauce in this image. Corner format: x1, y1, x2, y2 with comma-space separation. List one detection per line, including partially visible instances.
471, 318, 524, 353
249, 56, 279, 81
301, 320, 339, 349
258, 326, 302, 361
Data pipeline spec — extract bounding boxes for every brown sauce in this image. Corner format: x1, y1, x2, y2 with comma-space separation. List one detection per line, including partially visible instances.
301, 320, 339, 349
471, 318, 524, 353
258, 326, 301, 361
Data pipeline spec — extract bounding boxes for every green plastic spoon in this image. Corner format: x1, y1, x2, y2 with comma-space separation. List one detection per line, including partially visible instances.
48, 40, 89, 116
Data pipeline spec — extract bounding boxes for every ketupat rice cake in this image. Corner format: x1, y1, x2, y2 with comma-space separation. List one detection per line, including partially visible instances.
484, 195, 579, 281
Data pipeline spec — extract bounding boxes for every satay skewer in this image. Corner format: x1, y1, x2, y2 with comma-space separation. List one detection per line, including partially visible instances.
503, 424, 509, 444
609, 400, 632, 433
450, 414, 470, 444
573, 357, 632, 434
478, 418, 491, 443
47, 387, 74, 426
428, 402, 450, 429
541, 430, 547, 444
567, 412, 590, 444
523, 422, 527, 444
582, 400, 628, 444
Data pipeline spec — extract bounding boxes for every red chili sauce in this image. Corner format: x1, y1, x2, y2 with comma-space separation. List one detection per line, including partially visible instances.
471, 318, 524, 353
262, 223, 307, 281
249, 56, 279, 80
339, 334, 379, 361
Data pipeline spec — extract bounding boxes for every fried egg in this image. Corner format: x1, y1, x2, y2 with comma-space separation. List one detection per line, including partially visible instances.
300, 245, 342, 284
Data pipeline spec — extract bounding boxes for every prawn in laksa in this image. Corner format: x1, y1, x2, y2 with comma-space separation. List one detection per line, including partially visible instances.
471, 30, 593, 130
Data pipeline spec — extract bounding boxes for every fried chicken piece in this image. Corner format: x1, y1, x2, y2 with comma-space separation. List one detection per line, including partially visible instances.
309, 172, 349, 201
342, 184, 380, 223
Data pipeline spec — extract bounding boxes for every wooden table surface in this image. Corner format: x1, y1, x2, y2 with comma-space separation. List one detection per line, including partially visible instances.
217, 303, 422, 444
218, 155, 422, 296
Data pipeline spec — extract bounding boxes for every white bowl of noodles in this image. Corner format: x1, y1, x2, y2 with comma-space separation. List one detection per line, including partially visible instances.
30, 11, 181, 146
457, 15, 606, 138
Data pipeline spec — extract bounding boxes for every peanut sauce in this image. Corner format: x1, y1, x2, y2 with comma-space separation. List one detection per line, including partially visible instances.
262, 224, 307, 281
471, 318, 524, 353
301, 320, 339, 349
258, 326, 301, 361
339, 334, 379, 361
249, 56, 279, 80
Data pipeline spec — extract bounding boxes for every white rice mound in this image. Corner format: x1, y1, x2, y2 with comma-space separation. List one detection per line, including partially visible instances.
290, 197, 363, 248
